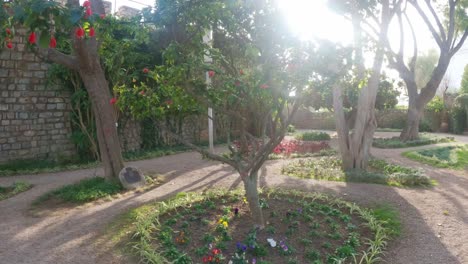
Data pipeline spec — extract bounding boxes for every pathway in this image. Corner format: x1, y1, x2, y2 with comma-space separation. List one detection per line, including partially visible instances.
0, 132, 467, 264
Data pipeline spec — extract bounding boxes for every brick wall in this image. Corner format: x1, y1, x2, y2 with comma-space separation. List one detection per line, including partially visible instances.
0, 29, 76, 164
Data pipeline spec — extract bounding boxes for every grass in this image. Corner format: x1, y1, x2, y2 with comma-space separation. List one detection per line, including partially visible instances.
114, 189, 394, 264
295, 131, 331, 141
282, 156, 433, 187
33, 177, 123, 205
373, 135, 454, 148
0, 181, 33, 201
372, 205, 401, 237
403, 145, 468, 170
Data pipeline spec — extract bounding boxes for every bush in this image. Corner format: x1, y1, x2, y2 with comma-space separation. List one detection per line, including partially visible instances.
295, 131, 331, 141
418, 119, 433, 132
287, 124, 296, 133
450, 106, 466, 134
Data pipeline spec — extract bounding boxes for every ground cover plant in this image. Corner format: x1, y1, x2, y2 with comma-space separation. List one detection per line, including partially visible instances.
282, 157, 433, 187
269, 139, 332, 159
0, 181, 32, 201
373, 135, 454, 149
295, 132, 331, 141
128, 190, 395, 264
33, 175, 164, 209
403, 145, 468, 170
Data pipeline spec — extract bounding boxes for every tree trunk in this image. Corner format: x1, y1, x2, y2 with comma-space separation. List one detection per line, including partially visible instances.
400, 104, 422, 140
80, 69, 124, 179
242, 171, 265, 229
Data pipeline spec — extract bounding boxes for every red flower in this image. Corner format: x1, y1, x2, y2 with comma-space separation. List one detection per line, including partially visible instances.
260, 83, 269, 89
212, 248, 221, 255
110, 97, 117, 105
28, 32, 36, 44
100, 14, 106, 19
139, 90, 145, 95
202, 256, 209, 263
239, 69, 244, 75
208, 256, 213, 262
89, 27, 95, 37
6, 28, 11, 35
6, 41, 12, 49
83, 0, 91, 7
208, 70, 215, 78
142, 68, 149, 73
49, 37, 57, 48
85, 7, 92, 17
75, 27, 85, 39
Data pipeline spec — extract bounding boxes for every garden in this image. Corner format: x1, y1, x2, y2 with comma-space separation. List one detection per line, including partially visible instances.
0, 0, 467, 264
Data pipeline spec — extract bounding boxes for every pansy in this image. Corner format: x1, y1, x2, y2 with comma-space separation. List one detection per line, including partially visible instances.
233, 207, 239, 215
211, 248, 221, 255
142, 67, 149, 73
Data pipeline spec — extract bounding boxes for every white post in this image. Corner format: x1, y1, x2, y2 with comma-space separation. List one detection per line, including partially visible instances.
203, 29, 214, 153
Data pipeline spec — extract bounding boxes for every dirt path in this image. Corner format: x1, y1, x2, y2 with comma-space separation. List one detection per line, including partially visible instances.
0, 133, 467, 264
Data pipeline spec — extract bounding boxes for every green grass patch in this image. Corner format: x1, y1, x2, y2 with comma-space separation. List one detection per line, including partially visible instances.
403, 145, 468, 170
373, 135, 454, 149
295, 131, 331, 141
0, 181, 33, 201
119, 189, 393, 264
282, 157, 433, 187
34, 177, 123, 205
372, 205, 401, 237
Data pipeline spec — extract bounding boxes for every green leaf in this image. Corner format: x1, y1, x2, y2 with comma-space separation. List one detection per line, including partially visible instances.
70, 9, 82, 24
38, 31, 51, 49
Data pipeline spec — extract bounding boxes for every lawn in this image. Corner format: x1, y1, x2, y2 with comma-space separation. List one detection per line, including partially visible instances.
403, 145, 468, 170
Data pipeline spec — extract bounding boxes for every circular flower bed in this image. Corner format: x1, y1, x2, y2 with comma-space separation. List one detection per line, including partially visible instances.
130, 190, 391, 264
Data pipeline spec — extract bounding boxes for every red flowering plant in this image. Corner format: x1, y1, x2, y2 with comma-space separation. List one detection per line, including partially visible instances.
273, 139, 329, 157
202, 248, 225, 263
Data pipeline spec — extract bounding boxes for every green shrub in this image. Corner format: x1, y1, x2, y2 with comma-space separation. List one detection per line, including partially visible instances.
450, 106, 466, 134
287, 124, 296, 133
35, 177, 123, 204
295, 131, 331, 141
418, 119, 433, 132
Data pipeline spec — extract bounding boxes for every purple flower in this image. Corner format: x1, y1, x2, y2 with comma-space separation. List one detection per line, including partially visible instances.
252, 258, 257, 264
234, 208, 239, 215
297, 208, 303, 214
236, 242, 247, 252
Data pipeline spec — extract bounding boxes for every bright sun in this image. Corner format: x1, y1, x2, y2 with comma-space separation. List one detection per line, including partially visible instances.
277, 0, 353, 45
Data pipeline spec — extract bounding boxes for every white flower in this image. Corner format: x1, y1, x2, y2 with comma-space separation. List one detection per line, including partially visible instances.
267, 238, 277, 247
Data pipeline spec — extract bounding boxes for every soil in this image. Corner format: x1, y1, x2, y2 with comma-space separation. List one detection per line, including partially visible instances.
0, 132, 467, 264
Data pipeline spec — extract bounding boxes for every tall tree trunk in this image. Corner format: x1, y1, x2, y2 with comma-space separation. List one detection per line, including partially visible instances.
81, 70, 124, 179
400, 104, 422, 140
242, 171, 265, 229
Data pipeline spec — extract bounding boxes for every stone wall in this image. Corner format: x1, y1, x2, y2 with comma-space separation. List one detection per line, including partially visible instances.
0, 29, 76, 163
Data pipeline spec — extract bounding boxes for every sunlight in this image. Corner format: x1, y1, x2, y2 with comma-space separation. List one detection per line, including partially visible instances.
277, 0, 353, 45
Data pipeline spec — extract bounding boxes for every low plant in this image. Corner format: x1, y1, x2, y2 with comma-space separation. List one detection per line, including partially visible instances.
34, 177, 123, 204
295, 131, 331, 141
403, 145, 468, 170
282, 157, 433, 187
0, 181, 33, 201
123, 189, 394, 264
373, 135, 454, 148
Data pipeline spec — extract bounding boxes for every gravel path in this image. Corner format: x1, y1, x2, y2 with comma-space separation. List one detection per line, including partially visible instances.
0, 132, 467, 264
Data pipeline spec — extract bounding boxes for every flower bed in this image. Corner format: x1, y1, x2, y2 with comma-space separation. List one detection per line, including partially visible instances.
129, 190, 393, 264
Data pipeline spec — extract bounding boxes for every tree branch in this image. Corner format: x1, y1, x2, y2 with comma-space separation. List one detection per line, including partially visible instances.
424, 0, 447, 41
37, 48, 79, 71
409, 0, 444, 48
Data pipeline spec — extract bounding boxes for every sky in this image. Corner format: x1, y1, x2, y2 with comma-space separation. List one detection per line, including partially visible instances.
107, 0, 467, 90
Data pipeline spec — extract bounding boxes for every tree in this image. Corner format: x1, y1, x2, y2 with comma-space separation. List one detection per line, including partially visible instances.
1, 0, 124, 179
461, 64, 468, 93
119, 0, 319, 228
384, 0, 468, 140
414, 49, 439, 89
329, 0, 396, 169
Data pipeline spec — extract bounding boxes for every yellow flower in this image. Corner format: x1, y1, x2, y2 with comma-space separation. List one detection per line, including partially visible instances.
222, 221, 228, 228
243, 197, 247, 203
